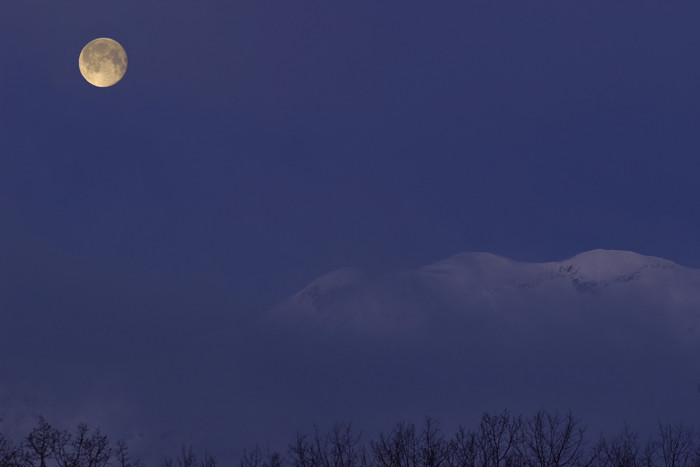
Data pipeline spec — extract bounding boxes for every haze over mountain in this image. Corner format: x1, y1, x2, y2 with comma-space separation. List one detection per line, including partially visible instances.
271, 249, 700, 342
262, 249, 700, 453
2, 249, 699, 465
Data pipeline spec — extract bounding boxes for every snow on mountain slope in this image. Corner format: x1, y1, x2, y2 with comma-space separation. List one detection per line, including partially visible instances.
413, 249, 682, 296
269, 249, 700, 343
262, 249, 700, 447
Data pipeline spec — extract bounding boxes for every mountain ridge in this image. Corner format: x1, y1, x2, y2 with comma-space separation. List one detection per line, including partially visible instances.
269, 249, 700, 342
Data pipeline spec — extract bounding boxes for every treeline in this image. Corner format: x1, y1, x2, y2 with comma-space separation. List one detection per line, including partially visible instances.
0, 416, 139, 467
242, 410, 699, 467
1, 410, 699, 467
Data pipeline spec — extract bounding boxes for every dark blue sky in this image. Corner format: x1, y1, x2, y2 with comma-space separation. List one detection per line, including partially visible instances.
2, 1, 700, 310
3, 3, 700, 462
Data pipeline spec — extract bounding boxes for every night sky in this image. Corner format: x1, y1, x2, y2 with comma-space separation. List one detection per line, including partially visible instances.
3, 2, 700, 305
2, 0, 700, 459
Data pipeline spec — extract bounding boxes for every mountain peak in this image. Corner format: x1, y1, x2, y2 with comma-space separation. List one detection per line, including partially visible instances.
563, 248, 678, 272
542, 249, 680, 291
269, 249, 699, 341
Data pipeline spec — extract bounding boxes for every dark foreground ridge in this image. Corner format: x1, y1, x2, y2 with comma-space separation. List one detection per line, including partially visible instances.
2, 409, 699, 467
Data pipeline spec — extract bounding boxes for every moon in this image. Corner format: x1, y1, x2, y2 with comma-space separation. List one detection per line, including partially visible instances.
79, 38, 128, 87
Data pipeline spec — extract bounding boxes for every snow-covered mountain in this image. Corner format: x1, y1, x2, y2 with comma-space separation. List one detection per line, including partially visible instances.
255, 249, 700, 454
3, 249, 699, 466
270, 249, 700, 344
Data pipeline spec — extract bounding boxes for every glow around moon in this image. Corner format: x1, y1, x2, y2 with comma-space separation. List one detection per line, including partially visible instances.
79, 38, 128, 87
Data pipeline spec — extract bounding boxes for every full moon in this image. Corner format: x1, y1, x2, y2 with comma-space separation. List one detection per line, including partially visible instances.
78, 38, 128, 87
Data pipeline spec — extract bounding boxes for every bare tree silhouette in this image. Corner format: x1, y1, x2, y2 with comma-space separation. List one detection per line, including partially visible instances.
595, 422, 657, 467
372, 420, 419, 467
25, 416, 59, 467
0, 427, 22, 467
115, 439, 144, 467
477, 409, 524, 467
6, 409, 700, 467
448, 426, 478, 467
655, 421, 697, 467
177, 445, 197, 467
240, 445, 282, 467
517, 409, 595, 467
418, 417, 447, 467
